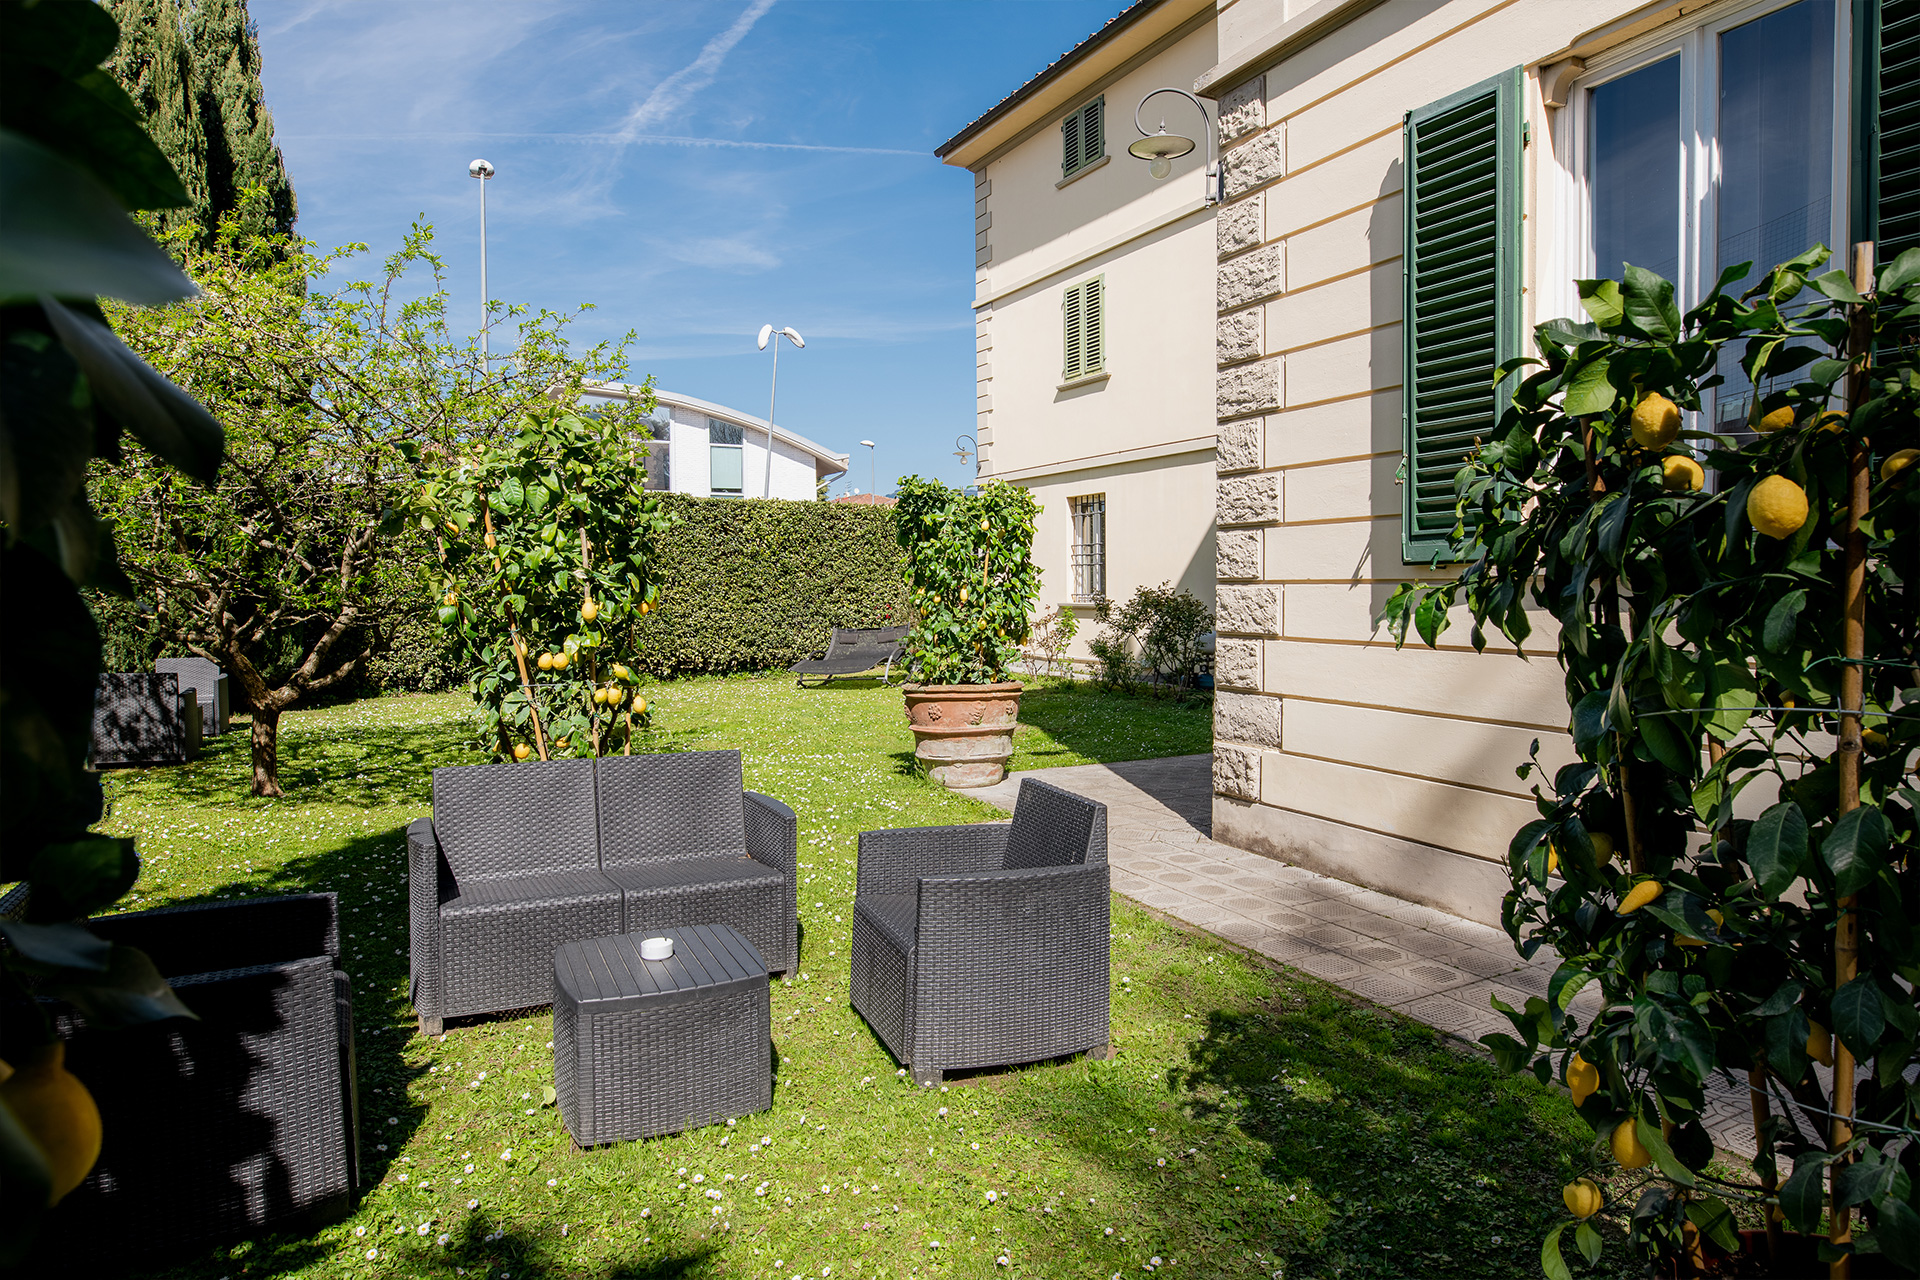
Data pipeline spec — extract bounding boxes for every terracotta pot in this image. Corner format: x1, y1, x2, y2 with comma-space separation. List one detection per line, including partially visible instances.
902, 682, 1022, 788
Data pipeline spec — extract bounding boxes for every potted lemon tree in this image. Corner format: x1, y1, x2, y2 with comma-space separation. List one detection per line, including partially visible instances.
895, 476, 1041, 787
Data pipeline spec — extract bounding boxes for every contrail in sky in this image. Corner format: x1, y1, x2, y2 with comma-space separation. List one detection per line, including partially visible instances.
620, 0, 779, 140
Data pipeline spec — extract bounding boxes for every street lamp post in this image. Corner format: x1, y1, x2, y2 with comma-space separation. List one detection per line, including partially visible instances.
1125, 89, 1221, 205
859, 440, 876, 496
756, 324, 805, 498
469, 159, 495, 371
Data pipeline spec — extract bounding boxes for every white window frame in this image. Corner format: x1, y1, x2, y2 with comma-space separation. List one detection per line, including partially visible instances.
1545, 0, 1853, 331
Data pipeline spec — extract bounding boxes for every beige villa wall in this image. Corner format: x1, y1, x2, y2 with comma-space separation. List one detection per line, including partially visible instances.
1023, 452, 1218, 663
1206, 0, 1646, 925
971, 13, 1222, 654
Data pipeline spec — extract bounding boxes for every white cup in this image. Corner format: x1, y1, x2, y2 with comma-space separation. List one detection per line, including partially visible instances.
639, 936, 673, 961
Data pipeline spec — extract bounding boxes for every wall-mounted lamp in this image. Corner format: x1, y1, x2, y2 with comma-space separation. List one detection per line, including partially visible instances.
1127, 88, 1222, 205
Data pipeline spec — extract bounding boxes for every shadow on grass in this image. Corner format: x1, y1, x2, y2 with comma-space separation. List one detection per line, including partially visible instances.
1012, 969, 1591, 1279
1010, 678, 1212, 772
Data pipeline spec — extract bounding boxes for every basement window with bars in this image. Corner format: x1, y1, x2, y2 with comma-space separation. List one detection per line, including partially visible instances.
1070, 495, 1105, 603
1400, 67, 1523, 564
709, 418, 744, 496
1061, 96, 1105, 180
1062, 275, 1105, 382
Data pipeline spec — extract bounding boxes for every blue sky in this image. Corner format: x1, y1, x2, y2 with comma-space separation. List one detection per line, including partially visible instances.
254, 0, 1122, 494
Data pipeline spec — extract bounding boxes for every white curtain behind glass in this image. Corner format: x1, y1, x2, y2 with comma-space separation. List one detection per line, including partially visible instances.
1590, 57, 1682, 284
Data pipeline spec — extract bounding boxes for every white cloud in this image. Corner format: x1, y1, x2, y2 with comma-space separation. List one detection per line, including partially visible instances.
618, 0, 779, 138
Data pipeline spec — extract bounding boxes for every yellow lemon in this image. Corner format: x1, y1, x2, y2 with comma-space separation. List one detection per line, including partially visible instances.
0, 1042, 102, 1205
1567, 1054, 1600, 1107
1755, 405, 1796, 434
1747, 475, 1809, 540
443, 591, 458, 607
1808, 1021, 1835, 1068
1661, 455, 1705, 492
593, 687, 608, 705
1817, 410, 1849, 434
1631, 393, 1681, 448
1562, 1178, 1603, 1219
959, 586, 970, 604
1545, 844, 1558, 875
554, 737, 569, 751
639, 601, 652, 616
1619, 880, 1663, 914
582, 599, 600, 623
513, 638, 528, 659
633, 697, 648, 715
1591, 833, 1616, 868
552, 652, 570, 671
608, 687, 626, 706
1864, 728, 1889, 752
613, 664, 631, 682
537, 651, 554, 671
1611, 1119, 1652, 1170
512, 743, 531, 761
1882, 448, 1920, 482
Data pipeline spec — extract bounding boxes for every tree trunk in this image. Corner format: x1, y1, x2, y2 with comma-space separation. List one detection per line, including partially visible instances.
250, 703, 283, 797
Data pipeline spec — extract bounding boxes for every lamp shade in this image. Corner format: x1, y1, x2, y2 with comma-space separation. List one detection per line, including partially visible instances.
1127, 131, 1194, 162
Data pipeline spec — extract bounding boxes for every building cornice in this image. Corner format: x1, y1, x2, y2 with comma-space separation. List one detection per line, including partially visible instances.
1194, 0, 1391, 98
985, 435, 1216, 483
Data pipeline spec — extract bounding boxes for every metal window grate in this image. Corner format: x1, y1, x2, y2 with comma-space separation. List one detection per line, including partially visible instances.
1070, 495, 1105, 603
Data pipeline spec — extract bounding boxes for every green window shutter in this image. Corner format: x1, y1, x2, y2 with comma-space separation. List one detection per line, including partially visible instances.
1859, 0, 1920, 266
1082, 275, 1104, 374
1062, 96, 1104, 178
1063, 276, 1105, 380
1400, 66, 1523, 565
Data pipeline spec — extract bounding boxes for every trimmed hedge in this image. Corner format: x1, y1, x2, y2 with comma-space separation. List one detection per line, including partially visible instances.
633, 495, 908, 675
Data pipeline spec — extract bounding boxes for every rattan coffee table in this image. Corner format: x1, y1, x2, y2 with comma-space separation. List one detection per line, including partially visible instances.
552, 923, 771, 1145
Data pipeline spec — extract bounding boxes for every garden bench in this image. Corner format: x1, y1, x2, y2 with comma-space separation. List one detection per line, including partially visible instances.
408, 749, 796, 1035
789, 625, 909, 686
45, 893, 358, 1259
850, 776, 1109, 1085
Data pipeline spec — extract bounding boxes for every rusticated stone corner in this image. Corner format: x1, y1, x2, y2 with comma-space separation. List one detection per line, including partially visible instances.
1216, 419, 1261, 473
1218, 244, 1282, 310
1219, 77, 1266, 143
1217, 472, 1278, 525
1217, 310, 1261, 365
1214, 744, 1260, 800
1216, 360, 1279, 419
1224, 130, 1282, 198
1216, 528, 1261, 580
1214, 637, 1261, 689
1215, 584, 1279, 636
1215, 692, 1283, 750
1217, 199, 1261, 259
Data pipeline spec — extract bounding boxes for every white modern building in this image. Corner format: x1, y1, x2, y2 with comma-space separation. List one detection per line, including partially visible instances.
582, 383, 850, 501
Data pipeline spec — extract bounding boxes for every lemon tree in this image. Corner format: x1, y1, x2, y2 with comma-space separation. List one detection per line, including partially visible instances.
1385, 247, 1920, 1276
894, 476, 1041, 686
424, 406, 675, 760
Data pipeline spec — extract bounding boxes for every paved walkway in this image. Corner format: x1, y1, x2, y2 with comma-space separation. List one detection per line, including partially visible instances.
973, 755, 1755, 1153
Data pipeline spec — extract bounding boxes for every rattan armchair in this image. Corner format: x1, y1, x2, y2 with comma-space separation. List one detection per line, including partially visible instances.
46, 894, 358, 1258
850, 777, 1109, 1085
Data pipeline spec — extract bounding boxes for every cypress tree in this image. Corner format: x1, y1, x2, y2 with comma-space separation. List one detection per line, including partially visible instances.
103, 0, 296, 248
189, 0, 297, 242
106, 0, 208, 245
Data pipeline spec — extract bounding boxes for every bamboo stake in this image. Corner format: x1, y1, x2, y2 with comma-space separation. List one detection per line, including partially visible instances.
1828, 240, 1875, 1280
483, 498, 549, 761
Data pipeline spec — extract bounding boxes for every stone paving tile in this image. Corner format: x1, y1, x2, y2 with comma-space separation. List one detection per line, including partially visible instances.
975, 757, 1749, 1149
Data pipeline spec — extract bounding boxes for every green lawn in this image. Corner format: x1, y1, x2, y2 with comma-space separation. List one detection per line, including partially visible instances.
87, 676, 1611, 1280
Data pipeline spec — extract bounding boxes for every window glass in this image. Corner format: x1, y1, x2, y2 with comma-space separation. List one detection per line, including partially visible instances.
708, 418, 745, 445
1713, 0, 1836, 429
1070, 495, 1105, 603
710, 445, 743, 494
1589, 56, 1681, 282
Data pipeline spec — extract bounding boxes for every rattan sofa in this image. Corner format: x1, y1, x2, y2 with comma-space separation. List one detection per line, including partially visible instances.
409, 750, 796, 1035
850, 776, 1109, 1085
46, 893, 358, 1258
90, 671, 201, 766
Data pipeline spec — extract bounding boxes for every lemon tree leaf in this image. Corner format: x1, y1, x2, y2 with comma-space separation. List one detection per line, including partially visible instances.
541, 1085, 557, 1108
45, 943, 195, 1027
1622, 264, 1680, 340
1748, 802, 1808, 898
1541, 1222, 1574, 1280
1577, 278, 1625, 329
25, 836, 137, 921
1833, 977, 1887, 1058
1574, 1220, 1603, 1265
0, 919, 108, 970
1873, 1196, 1920, 1270
1779, 1154, 1827, 1232
1822, 806, 1891, 897
0, 1101, 51, 1265
1685, 1197, 1739, 1253
0, 133, 194, 306
1762, 589, 1806, 652
1562, 355, 1616, 416
1636, 1115, 1697, 1186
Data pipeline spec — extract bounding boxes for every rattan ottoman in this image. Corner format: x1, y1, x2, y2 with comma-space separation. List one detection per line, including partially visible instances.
553, 924, 771, 1145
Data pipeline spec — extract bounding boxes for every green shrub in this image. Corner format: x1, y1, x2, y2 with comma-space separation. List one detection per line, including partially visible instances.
1091, 583, 1215, 696
359, 611, 463, 694
633, 495, 908, 675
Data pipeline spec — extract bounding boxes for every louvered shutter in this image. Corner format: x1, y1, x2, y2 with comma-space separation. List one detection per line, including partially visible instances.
1063, 282, 1086, 379
1062, 97, 1104, 178
1400, 67, 1523, 564
1082, 276, 1104, 374
1861, 0, 1920, 266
